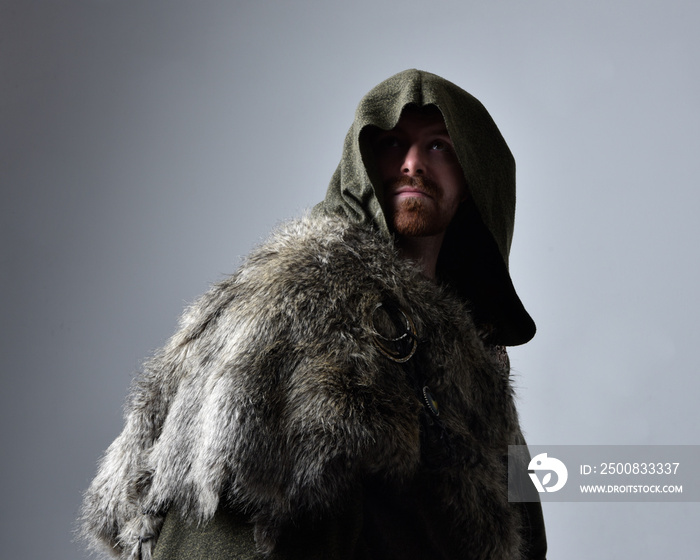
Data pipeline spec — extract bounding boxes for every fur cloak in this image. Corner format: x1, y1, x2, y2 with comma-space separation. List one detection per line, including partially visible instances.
80, 214, 527, 559
82, 69, 547, 559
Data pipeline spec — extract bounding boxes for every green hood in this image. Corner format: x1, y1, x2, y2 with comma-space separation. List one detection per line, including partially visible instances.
313, 69, 535, 346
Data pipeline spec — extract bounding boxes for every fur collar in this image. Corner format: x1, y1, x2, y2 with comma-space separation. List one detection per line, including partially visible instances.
81, 215, 523, 559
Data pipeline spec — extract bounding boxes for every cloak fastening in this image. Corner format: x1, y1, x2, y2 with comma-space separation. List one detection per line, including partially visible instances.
370, 301, 418, 363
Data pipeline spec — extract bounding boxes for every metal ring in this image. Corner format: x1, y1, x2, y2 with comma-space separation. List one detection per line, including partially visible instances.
371, 302, 418, 363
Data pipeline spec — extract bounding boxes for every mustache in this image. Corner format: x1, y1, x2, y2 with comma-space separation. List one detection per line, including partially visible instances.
386, 175, 440, 197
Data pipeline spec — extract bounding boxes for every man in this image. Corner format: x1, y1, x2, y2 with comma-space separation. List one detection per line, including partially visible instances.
81, 69, 546, 559
373, 105, 468, 278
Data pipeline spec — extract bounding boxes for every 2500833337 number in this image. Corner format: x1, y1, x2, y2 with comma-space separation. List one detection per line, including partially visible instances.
599, 462, 680, 475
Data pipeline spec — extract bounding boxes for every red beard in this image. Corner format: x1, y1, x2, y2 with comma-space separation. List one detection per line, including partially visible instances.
386, 176, 449, 237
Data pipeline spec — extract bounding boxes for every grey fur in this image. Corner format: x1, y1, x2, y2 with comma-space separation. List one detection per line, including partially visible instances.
80, 215, 524, 559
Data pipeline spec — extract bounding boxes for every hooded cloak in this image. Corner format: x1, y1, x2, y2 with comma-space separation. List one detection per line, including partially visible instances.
314, 68, 535, 346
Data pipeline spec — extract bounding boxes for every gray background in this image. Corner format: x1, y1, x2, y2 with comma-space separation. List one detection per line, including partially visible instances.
2, 0, 699, 558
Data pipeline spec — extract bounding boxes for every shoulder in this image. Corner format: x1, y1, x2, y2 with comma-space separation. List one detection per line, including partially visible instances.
239, 214, 401, 290
165, 215, 393, 344
174, 215, 414, 344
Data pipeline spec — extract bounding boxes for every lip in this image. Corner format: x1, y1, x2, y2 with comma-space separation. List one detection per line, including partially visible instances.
393, 186, 433, 199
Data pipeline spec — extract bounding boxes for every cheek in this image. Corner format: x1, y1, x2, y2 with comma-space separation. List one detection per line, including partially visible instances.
378, 161, 392, 182
376, 151, 404, 178
457, 181, 468, 203
444, 170, 468, 203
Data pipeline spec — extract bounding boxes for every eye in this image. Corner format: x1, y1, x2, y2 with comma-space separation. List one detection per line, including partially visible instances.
376, 135, 401, 150
429, 139, 450, 151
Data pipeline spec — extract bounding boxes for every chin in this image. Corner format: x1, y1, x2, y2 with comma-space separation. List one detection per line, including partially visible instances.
388, 197, 451, 238
393, 211, 443, 237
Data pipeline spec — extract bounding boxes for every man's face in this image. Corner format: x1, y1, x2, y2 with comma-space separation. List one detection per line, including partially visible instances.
373, 108, 467, 238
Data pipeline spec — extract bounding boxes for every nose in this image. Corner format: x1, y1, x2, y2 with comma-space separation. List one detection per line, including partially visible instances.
401, 144, 424, 176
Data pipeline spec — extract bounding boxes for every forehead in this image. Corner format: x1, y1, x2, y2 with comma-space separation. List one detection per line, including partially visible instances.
388, 106, 450, 137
